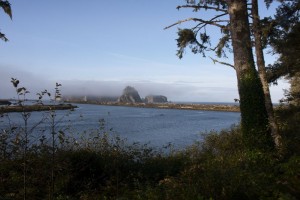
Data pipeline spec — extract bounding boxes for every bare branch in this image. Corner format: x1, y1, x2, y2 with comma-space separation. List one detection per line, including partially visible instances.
164, 18, 196, 30
194, 13, 229, 32
164, 18, 226, 30
177, 5, 227, 13
211, 12, 229, 20
209, 56, 235, 69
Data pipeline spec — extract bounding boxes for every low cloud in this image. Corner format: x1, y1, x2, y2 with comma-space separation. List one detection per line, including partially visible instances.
0, 66, 53, 99
1, 72, 238, 102
2, 66, 287, 103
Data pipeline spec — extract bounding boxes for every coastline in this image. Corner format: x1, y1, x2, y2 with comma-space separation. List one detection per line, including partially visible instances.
0, 104, 78, 113
67, 101, 241, 112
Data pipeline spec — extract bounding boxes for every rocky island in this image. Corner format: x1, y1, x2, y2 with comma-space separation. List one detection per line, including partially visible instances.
145, 95, 168, 103
118, 86, 143, 103
118, 86, 168, 104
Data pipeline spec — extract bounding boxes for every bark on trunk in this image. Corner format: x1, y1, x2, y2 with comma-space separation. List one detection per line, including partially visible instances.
227, 0, 273, 149
251, 0, 282, 150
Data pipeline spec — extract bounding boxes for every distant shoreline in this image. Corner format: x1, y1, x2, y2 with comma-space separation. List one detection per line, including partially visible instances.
67, 101, 241, 112
0, 104, 77, 113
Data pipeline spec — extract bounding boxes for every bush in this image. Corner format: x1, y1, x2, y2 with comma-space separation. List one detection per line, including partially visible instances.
1, 105, 300, 199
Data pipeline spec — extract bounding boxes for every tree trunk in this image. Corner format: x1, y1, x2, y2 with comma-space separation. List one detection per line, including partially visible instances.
227, 0, 274, 149
251, 0, 282, 150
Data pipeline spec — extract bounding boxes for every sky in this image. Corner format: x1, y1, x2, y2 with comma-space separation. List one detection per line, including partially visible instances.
0, 0, 289, 102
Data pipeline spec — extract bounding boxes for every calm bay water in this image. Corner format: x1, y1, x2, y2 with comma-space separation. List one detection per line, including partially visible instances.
0, 104, 241, 149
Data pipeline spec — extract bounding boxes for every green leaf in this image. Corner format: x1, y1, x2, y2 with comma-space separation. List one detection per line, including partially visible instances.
17, 87, 26, 94
11, 78, 19, 88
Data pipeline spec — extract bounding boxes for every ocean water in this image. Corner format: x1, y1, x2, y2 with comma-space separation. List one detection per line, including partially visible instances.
0, 103, 241, 149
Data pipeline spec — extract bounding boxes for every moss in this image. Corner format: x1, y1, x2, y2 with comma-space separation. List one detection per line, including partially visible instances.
238, 68, 274, 150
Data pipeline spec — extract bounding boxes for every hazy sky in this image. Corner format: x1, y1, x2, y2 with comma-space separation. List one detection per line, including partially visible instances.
0, 0, 289, 102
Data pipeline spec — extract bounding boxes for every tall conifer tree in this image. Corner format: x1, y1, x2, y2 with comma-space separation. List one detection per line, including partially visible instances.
166, 0, 273, 149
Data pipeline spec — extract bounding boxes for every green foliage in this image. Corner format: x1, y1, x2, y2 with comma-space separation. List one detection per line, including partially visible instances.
0, 0, 12, 42
0, 0, 12, 19
159, 123, 300, 199
1, 114, 300, 199
184, 0, 227, 10
267, 22, 300, 83
278, 156, 300, 198
176, 29, 199, 59
266, 0, 300, 84
175, 26, 230, 59
0, 128, 186, 199
173, 1, 230, 60
276, 105, 300, 156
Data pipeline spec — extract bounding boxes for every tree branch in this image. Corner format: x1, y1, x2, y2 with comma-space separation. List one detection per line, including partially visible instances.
194, 13, 229, 32
164, 18, 226, 30
0, 0, 12, 19
209, 56, 235, 69
211, 13, 229, 21
177, 5, 227, 13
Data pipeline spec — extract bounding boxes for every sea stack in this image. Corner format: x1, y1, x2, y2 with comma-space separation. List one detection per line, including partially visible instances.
118, 86, 143, 103
145, 95, 168, 103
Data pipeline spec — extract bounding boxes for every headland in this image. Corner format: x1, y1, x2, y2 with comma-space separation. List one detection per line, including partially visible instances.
0, 104, 77, 113
69, 101, 240, 112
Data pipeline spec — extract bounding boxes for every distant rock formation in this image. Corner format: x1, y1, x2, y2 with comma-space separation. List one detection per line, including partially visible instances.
118, 86, 143, 103
145, 95, 168, 103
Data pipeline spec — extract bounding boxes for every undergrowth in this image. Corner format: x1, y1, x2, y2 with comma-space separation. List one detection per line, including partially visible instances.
0, 105, 299, 199
0, 79, 299, 199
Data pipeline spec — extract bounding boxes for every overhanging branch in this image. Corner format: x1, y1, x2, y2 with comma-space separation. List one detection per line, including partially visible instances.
177, 5, 227, 13
164, 18, 226, 30
194, 13, 229, 31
